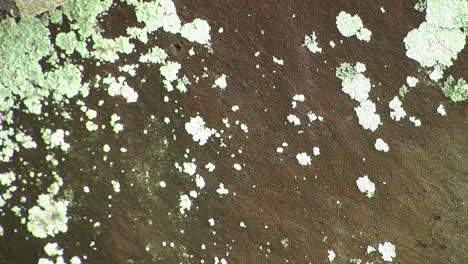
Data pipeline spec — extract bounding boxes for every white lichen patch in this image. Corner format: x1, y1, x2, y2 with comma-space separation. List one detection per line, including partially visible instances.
293, 94, 305, 102
160, 61, 181, 83
185, 116, 216, 145
336, 62, 371, 103
213, 74, 228, 89
404, 0, 466, 80
406, 76, 419, 87
404, 22, 465, 68
356, 28, 372, 42
0, 171, 16, 186
240, 123, 249, 133
139, 46, 168, 64
429, 65, 444, 81
181, 19, 211, 45
375, 138, 389, 152
313, 147, 320, 156
296, 152, 311, 166
216, 183, 229, 195
356, 175, 376, 198
389, 96, 407, 121
103, 75, 139, 103
307, 112, 318, 123
233, 163, 242, 171
120, 63, 138, 76
38, 258, 54, 264
130, 0, 181, 34
409, 116, 422, 127
42, 129, 70, 152
378, 241, 396, 262
328, 249, 336, 262
303, 32, 322, 53
179, 194, 192, 215
273, 56, 284, 65
15, 131, 37, 149
367, 245, 377, 254
27, 194, 69, 238
292, 94, 305, 108
111, 180, 121, 193
354, 100, 381, 132
436, 104, 446, 116
110, 114, 124, 133
183, 162, 197, 176
195, 174, 205, 189
205, 162, 216, 172
336, 11, 372, 42
103, 144, 111, 152
287, 114, 301, 126
70, 256, 82, 264
425, 0, 467, 29
44, 243, 63, 256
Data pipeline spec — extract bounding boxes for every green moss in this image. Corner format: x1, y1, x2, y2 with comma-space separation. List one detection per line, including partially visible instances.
441, 76, 468, 102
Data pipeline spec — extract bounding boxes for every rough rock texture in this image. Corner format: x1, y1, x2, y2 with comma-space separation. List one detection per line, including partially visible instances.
0, 0, 66, 18
0, 1, 466, 264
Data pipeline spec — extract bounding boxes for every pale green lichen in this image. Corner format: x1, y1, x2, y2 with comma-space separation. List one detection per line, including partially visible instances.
126, 27, 149, 43
102, 75, 139, 103
398, 85, 409, 98
336, 11, 372, 42
336, 62, 381, 131
404, 0, 466, 80
160, 61, 181, 82
61, 0, 113, 39
335, 62, 356, 80
356, 28, 372, 42
176, 75, 191, 93
130, 0, 181, 34
302, 32, 322, 53
441, 76, 468, 102
48, 9, 63, 24
336, 11, 363, 37
403, 22, 465, 68
41, 128, 70, 152
55, 31, 88, 57
414, 0, 427, 12
180, 18, 211, 45
27, 194, 69, 239
0, 17, 54, 114
119, 64, 139, 76
139, 46, 168, 64
43, 63, 89, 102
91, 35, 135, 62
425, 0, 467, 29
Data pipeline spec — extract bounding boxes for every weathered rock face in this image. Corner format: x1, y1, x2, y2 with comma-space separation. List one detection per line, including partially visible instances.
0, 0, 67, 18
0, 1, 466, 264
0, 0, 19, 17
